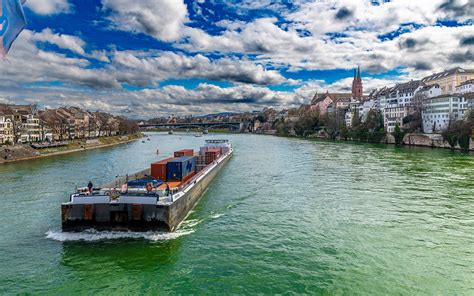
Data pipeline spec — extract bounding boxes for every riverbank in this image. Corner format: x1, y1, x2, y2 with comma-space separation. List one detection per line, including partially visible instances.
272, 131, 474, 151
0, 133, 142, 164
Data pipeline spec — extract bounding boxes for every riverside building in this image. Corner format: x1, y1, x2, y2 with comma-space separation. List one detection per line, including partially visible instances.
382, 80, 423, 133
456, 79, 473, 94
421, 95, 469, 133
421, 67, 474, 95
0, 116, 14, 144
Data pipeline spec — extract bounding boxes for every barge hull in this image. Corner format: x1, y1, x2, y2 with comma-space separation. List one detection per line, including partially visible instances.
61, 152, 232, 232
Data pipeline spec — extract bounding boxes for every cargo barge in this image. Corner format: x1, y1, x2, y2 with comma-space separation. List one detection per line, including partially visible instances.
61, 140, 232, 232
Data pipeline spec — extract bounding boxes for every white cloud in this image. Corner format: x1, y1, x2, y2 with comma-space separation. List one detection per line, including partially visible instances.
111, 50, 292, 86
0, 76, 398, 118
96, 0, 473, 79
101, 0, 189, 41
32, 28, 85, 55
0, 30, 120, 89
0, 81, 303, 118
26, 0, 71, 15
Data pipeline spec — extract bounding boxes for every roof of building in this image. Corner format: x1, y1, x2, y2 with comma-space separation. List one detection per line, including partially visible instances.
311, 92, 352, 104
9, 104, 36, 115
0, 104, 14, 115
419, 83, 440, 91
377, 86, 393, 96
370, 86, 392, 98
393, 80, 423, 93
422, 67, 474, 82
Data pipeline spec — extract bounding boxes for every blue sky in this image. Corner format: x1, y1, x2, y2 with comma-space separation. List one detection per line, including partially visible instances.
0, 0, 472, 118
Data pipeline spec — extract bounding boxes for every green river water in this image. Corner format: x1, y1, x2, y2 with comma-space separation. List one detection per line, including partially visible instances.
0, 133, 473, 294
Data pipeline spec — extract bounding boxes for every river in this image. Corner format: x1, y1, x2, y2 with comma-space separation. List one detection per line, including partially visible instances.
0, 133, 473, 294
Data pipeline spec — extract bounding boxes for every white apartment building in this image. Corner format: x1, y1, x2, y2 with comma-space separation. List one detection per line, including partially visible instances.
360, 99, 376, 121
456, 79, 473, 94
344, 100, 361, 128
20, 115, 41, 143
382, 80, 423, 133
422, 95, 468, 133
385, 106, 412, 133
0, 116, 14, 144
373, 87, 389, 112
418, 84, 442, 99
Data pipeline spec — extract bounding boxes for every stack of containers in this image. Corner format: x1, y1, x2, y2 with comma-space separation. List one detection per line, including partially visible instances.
166, 156, 196, 182
196, 151, 207, 172
174, 149, 194, 157
150, 157, 175, 181
219, 145, 230, 155
205, 148, 221, 165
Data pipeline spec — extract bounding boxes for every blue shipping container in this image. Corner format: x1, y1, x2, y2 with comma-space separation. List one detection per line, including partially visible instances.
166, 156, 196, 181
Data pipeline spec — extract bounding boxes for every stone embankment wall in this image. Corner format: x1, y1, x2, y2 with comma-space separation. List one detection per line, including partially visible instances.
0, 146, 40, 163
308, 131, 473, 151
386, 133, 474, 151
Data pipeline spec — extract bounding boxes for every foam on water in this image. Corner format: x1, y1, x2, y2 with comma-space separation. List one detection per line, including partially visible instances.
210, 213, 224, 219
45, 228, 194, 242
179, 218, 202, 229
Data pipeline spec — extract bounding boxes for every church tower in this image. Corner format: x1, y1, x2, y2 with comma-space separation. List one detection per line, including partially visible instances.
351, 66, 363, 100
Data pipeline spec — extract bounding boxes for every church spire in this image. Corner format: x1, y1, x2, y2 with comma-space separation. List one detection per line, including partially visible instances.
351, 65, 363, 100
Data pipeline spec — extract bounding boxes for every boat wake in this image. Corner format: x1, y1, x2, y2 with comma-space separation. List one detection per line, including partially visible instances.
45, 228, 194, 242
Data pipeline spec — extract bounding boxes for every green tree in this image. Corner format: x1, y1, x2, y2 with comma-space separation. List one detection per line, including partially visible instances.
351, 109, 361, 128
340, 123, 349, 141
393, 123, 405, 146
294, 109, 321, 136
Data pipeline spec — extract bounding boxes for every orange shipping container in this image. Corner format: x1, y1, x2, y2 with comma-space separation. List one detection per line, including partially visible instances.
205, 149, 221, 164
205, 149, 221, 156
150, 157, 175, 180
174, 149, 194, 157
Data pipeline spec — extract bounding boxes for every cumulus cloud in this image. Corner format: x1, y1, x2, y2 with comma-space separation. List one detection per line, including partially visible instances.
437, 0, 474, 21
95, 0, 474, 79
0, 82, 300, 118
101, 0, 189, 41
0, 30, 120, 89
26, 0, 71, 15
32, 28, 85, 55
111, 51, 292, 86
0, 29, 294, 91
173, 0, 473, 77
0, 75, 406, 119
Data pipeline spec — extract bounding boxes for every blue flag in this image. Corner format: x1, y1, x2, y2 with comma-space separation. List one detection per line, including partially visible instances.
0, 0, 26, 58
